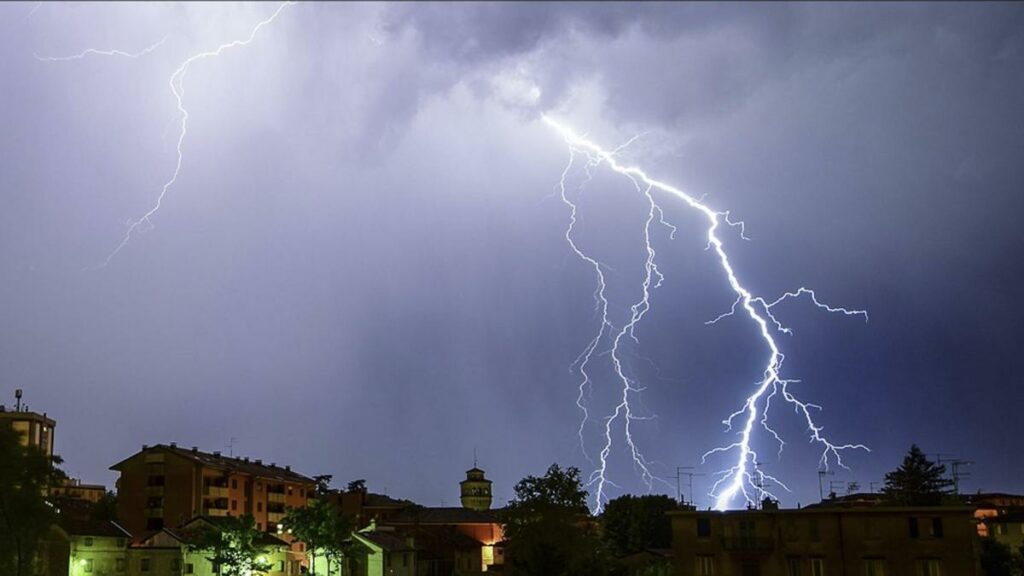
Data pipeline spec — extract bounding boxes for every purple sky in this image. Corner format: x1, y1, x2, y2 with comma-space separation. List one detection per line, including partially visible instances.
1, 2, 1023, 510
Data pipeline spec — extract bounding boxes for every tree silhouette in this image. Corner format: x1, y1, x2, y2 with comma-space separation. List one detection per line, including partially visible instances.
882, 444, 953, 505
500, 464, 606, 576
0, 423, 65, 576
284, 497, 351, 576
601, 494, 676, 557
187, 515, 273, 576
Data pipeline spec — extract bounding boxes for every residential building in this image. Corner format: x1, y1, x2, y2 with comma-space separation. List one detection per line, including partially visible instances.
670, 502, 978, 576
967, 492, 1024, 537
36, 518, 131, 576
110, 443, 315, 537
327, 486, 413, 529
0, 392, 56, 457
131, 516, 299, 576
52, 478, 108, 504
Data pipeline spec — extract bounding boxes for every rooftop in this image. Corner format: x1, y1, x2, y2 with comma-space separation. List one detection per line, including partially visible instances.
110, 443, 315, 484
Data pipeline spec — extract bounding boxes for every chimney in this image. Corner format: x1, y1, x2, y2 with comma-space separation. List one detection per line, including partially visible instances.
213, 451, 221, 457
142, 444, 148, 450
170, 442, 177, 448
255, 459, 263, 465
192, 447, 198, 453
285, 465, 291, 471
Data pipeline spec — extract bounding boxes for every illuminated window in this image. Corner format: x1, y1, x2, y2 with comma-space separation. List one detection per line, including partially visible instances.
917, 559, 941, 576
697, 555, 716, 576
810, 558, 824, 576
863, 558, 885, 576
82, 559, 94, 573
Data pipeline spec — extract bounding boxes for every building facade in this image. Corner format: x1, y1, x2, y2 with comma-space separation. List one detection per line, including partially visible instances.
670, 505, 978, 576
110, 443, 315, 536
0, 403, 56, 456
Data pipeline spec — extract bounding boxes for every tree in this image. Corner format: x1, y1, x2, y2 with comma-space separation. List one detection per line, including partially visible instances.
187, 515, 273, 576
979, 538, 1018, 576
0, 423, 65, 576
601, 494, 676, 558
500, 464, 607, 576
346, 479, 366, 492
882, 445, 953, 505
284, 497, 351, 576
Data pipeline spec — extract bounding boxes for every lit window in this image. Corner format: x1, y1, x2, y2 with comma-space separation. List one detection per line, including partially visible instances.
917, 559, 941, 576
697, 555, 716, 576
863, 558, 885, 576
810, 558, 825, 576
82, 559, 94, 573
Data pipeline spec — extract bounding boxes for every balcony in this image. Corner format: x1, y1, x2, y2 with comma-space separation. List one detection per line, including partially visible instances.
721, 537, 774, 553
144, 485, 164, 497
268, 511, 285, 523
204, 508, 229, 517
204, 485, 229, 498
144, 508, 164, 518
268, 492, 286, 504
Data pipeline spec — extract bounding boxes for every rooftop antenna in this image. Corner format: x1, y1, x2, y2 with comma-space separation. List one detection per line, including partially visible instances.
950, 460, 974, 495
473, 447, 478, 468
674, 466, 705, 506
15, 389, 22, 411
226, 437, 238, 457
818, 469, 835, 500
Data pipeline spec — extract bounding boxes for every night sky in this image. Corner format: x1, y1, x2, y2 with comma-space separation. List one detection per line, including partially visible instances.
2, 2, 1023, 510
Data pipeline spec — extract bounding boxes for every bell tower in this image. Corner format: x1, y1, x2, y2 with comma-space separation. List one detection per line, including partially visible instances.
460, 466, 493, 511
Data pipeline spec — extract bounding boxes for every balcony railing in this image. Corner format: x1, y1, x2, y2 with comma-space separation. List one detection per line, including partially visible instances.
721, 537, 774, 552
268, 492, 286, 504
203, 486, 229, 498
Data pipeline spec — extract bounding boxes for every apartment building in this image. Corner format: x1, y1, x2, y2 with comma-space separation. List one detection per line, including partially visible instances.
0, 402, 56, 456
670, 502, 978, 576
110, 443, 315, 537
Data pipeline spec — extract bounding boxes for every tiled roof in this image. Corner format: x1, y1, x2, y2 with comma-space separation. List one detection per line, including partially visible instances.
60, 517, 131, 538
389, 506, 499, 525
110, 444, 315, 484
357, 530, 413, 552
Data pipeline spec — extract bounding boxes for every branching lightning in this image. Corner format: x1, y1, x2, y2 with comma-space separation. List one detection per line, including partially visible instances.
34, 36, 169, 62
37, 3, 294, 267
544, 116, 868, 511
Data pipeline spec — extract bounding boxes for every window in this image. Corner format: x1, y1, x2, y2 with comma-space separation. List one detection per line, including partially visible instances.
257, 502, 263, 512
140, 558, 151, 572
697, 555, 716, 576
257, 482, 262, 492
909, 518, 919, 538
171, 558, 181, 571
696, 517, 712, 538
863, 559, 885, 576
996, 524, 1007, 536
918, 559, 941, 576
300, 488, 305, 498
288, 486, 294, 495
185, 563, 194, 574
116, 558, 126, 572
231, 500, 237, 511
808, 518, 820, 542
232, 479, 238, 489
82, 559, 94, 573
83, 537, 94, 547
810, 558, 825, 576
787, 558, 801, 576
929, 518, 943, 538
258, 523, 262, 531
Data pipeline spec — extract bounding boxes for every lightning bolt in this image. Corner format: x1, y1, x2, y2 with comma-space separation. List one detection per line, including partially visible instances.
39, 2, 295, 267
544, 115, 868, 511
34, 36, 169, 62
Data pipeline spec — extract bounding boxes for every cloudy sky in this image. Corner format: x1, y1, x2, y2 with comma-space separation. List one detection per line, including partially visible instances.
2, 2, 1022, 510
